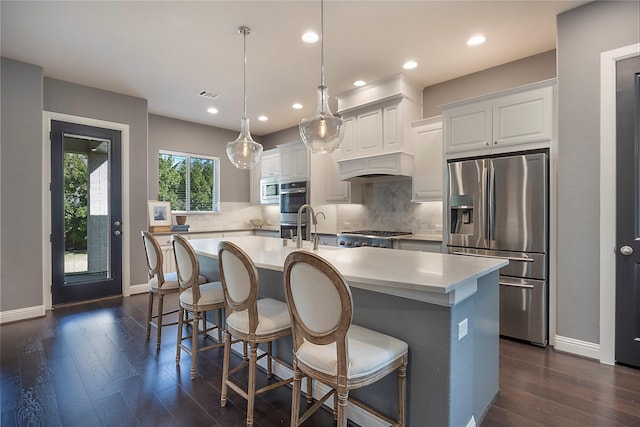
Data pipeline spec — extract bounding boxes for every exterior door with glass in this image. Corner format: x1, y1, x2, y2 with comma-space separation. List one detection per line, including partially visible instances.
50, 120, 122, 305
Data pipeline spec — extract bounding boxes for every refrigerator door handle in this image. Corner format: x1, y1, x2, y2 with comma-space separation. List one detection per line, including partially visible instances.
499, 281, 535, 289
451, 251, 535, 263
488, 162, 495, 244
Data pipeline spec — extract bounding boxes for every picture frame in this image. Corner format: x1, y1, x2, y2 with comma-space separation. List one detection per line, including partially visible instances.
148, 201, 171, 226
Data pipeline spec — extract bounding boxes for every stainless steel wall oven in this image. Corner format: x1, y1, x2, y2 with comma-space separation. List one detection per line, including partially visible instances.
279, 181, 310, 240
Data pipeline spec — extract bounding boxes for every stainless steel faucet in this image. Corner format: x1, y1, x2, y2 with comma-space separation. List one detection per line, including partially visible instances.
296, 204, 315, 248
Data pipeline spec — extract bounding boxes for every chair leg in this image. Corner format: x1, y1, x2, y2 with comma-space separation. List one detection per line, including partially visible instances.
266, 341, 273, 379
190, 311, 200, 380
221, 328, 232, 407
243, 342, 248, 361
247, 343, 258, 427
176, 307, 184, 365
217, 309, 223, 343
398, 358, 408, 427
156, 293, 164, 349
290, 365, 302, 427
146, 291, 154, 340
306, 376, 313, 403
336, 387, 348, 427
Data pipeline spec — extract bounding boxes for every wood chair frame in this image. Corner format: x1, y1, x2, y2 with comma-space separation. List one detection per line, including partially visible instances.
283, 251, 408, 427
218, 241, 296, 427
172, 234, 225, 380
141, 230, 180, 349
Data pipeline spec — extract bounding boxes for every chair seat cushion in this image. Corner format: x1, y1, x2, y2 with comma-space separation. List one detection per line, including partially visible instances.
296, 324, 408, 380
227, 298, 291, 336
150, 272, 206, 291
179, 281, 225, 308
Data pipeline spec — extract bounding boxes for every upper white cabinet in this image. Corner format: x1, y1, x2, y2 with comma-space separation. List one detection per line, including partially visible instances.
278, 141, 309, 182
442, 80, 555, 156
336, 74, 422, 159
311, 147, 362, 204
411, 117, 443, 202
260, 150, 280, 178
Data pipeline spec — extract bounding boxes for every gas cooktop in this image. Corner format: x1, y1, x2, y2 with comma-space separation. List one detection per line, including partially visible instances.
337, 230, 413, 248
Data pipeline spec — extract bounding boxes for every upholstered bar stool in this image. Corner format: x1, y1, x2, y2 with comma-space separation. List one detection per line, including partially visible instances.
218, 241, 294, 427
283, 251, 409, 427
172, 234, 225, 380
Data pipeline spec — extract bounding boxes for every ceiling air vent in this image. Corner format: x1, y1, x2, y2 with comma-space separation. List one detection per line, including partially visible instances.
197, 90, 219, 100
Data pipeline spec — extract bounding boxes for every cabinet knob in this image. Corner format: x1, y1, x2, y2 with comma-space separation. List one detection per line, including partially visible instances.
485, 142, 490, 146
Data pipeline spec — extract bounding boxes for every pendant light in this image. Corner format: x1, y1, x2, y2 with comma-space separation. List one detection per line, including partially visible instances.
226, 26, 263, 169
299, 0, 345, 154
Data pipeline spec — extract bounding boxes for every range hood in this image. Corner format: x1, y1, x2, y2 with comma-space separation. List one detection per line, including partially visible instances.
338, 151, 413, 182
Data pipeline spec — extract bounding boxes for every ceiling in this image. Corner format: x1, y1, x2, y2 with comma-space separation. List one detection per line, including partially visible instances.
1, 1, 586, 136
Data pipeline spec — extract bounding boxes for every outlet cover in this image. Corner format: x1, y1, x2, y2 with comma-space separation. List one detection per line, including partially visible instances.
458, 318, 468, 341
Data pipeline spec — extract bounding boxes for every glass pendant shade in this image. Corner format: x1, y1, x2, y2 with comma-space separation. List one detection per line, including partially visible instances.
226, 25, 263, 170
299, 85, 345, 153
226, 117, 262, 169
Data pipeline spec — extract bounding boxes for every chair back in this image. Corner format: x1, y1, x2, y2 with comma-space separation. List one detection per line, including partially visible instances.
283, 251, 353, 354
141, 230, 165, 283
172, 234, 202, 301
218, 241, 260, 332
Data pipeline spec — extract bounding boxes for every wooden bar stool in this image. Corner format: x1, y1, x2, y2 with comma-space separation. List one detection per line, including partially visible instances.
218, 241, 294, 427
172, 234, 225, 380
283, 251, 409, 427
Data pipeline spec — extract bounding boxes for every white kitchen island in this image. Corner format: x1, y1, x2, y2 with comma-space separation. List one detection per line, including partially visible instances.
189, 235, 507, 427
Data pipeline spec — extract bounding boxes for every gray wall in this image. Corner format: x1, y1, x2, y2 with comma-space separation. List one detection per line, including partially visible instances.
147, 114, 251, 203
422, 50, 556, 117
260, 125, 301, 149
43, 78, 150, 288
0, 58, 44, 311
556, 0, 639, 344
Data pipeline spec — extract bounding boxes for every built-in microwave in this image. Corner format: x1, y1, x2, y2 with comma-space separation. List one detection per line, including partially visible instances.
260, 178, 280, 204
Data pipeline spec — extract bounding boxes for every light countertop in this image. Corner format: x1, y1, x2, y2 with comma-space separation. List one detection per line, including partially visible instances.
189, 235, 505, 307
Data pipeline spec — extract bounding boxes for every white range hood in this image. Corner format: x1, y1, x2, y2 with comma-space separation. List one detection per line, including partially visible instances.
338, 151, 414, 182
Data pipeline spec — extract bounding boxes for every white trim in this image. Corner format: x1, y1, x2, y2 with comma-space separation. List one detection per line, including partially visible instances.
599, 43, 640, 365
554, 335, 601, 361
466, 415, 477, 427
129, 283, 149, 295
0, 305, 46, 325
42, 112, 131, 308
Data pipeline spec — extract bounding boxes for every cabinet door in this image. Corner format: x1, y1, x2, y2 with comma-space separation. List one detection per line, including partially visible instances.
356, 108, 383, 156
161, 245, 176, 273
279, 147, 294, 179
384, 103, 402, 150
492, 86, 553, 148
292, 144, 309, 179
412, 120, 443, 202
444, 102, 492, 153
325, 148, 350, 202
341, 116, 355, 158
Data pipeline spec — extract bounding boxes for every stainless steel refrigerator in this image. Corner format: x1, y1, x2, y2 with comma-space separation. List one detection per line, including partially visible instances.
447, 152, 549, 346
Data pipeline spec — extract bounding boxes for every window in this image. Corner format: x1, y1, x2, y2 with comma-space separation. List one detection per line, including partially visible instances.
158, 150, 220, 213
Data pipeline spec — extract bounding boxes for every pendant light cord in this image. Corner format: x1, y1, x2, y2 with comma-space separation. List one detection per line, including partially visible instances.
243, 27, 248, 120
320, 0, 325, 87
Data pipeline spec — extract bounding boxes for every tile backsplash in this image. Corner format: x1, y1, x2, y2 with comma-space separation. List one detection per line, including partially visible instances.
177, 202, 263, 231
337, 180, 443, 234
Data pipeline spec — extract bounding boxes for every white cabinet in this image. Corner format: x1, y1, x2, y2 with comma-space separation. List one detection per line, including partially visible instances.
161, 244, 176, 274
393, 239, 442, 253
412, 117, 443, 202
278, 141, 309, 182
260, 150, 280, 178
254, 229, 280, 238
336, 74, 422, 160
323, 148, 361, 204
442, 81, 554, 156
340, 96, 420, 160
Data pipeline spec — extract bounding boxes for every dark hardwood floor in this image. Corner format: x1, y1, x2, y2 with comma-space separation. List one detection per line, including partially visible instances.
1, 293, 639, 427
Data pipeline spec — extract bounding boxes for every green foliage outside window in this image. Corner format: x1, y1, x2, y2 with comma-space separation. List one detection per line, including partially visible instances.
64, 153, 88, 251
158, 151, 219, 212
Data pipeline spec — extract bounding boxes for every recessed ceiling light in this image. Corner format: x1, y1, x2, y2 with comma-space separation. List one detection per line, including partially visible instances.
301, 31, 319, 43
353, 80, 366, 87
467, 35, 486, 46
403, 61, 418, 70
292, 103, 303, 110
258, 115, 268, 121
207, 107, 218, 114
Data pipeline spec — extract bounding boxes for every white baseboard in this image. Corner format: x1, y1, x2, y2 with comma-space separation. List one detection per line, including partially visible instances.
553, 335, 600, 361
466, 415, 477, 427
209, 326, 390, 427
0, 305, 46, 324
129, 283, 149, 295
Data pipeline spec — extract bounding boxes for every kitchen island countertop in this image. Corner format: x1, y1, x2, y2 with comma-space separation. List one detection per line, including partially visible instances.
190, 235, 504, 307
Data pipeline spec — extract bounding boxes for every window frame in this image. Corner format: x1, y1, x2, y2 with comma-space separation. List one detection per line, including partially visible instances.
158, 149, 220, 214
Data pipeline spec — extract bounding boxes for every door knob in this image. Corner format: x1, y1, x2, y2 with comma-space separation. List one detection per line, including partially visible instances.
114, 220, 121, 227
620, 245, 633, 256
114, 230, 121, 236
